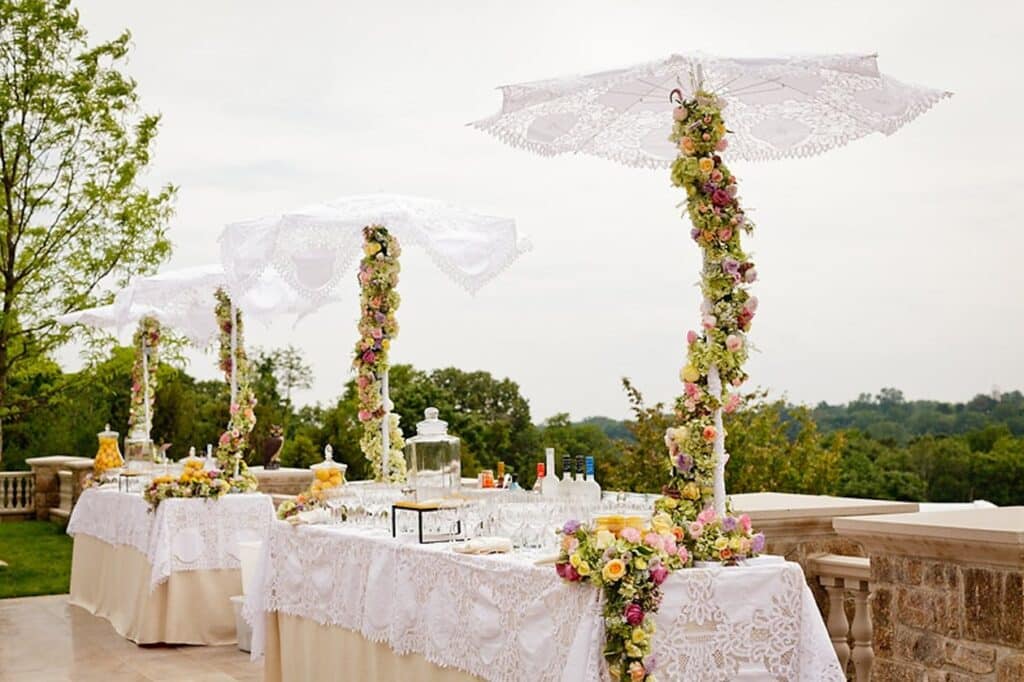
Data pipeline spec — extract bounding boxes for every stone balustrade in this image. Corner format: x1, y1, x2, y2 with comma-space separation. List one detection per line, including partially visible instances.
835, 507, 1024, 681
0, 471, 35, 519
809, 552, 874, 681
25, 456, 94, 521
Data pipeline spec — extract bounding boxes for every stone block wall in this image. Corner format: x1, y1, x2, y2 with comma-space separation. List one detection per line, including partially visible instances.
871, 555, 1024, 681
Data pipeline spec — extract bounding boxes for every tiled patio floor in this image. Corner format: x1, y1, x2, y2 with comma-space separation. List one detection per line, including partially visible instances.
0, 595, 261, 681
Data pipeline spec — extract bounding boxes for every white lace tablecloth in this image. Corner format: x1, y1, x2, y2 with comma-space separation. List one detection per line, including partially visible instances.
68, 487, 274, 589
247, 521, 843, 681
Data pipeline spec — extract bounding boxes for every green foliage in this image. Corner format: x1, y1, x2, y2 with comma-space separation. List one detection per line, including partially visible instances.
0, 0, 175, 459
0, 520, 72, 598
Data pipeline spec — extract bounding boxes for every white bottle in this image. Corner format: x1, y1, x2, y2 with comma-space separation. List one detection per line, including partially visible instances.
559, 455, 575, 500
584, 456, 602, 505
540, 448, 560, 498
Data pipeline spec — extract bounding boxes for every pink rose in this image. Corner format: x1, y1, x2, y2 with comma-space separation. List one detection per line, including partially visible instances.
724, 393, 742, 414
684, 382, 700, 399
711, 189, 731, 207
620, 526, 642, 544
358, 409, 372, 422
624, 602, 646, 625
698, 507, 717, 524
739, 514, 752, 533
662, 534, 677, 555
356, 375, 370, 388
710, 169, 723, 183
744, 267, 757, 283
718, 228, 733, 242
362, 351, 376, 364
726, 334, 743, 352
702, 425, 717, 442
644, 532, 664, 551
371, 328, 383, 340
677, 546, 690, 564
744, 296, 759, 313
649, 564, 669, 586
219, 432, 230, 445
702, 314, 717, 330
688, 521, 704, 538
716, 138, 729, 151
686, 330, 698, 345
672, 107, 686, 121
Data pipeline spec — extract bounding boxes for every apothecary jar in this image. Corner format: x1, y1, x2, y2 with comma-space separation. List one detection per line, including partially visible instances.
403, 407, 461, 501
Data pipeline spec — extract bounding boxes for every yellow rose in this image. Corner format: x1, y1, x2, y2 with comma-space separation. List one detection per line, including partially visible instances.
714, 536, 729, 551
698, 157, 715, 173
681, 365, 700, 383
576, 561, 591, 577
682, 482, 700, 500
594, 529, 616, 550
673, 427, 690, 445
729, 536, 742, 552
631, 627, 648, 645
680, 136, 695, 154
363, 242, 382, 256
602, 559, 626, 582
570, 552, 583, 569
634, 557, 648, 570
652, 512, 673, 535
716, 123, 726, 137
382, 339, 391, 351
663, 497, 679, 510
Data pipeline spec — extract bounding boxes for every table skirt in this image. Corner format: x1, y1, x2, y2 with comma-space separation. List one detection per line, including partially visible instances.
69, 534, 241, 645
263, 611, 482, 682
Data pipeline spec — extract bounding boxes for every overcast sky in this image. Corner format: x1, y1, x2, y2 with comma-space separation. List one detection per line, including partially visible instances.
64, 0, 1023, 421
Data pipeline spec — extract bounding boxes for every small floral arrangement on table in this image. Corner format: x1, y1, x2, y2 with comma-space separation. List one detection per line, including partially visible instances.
128, 316, 161, 437
276, 465, 346, 521
353, 225, 406, 483
143, 458, 230, 511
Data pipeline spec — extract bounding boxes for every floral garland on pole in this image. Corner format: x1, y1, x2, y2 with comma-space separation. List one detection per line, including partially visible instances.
128, 316, 161, 438
554, 92, 765, 682
214, 288, 258, 492
353, 225, 406, 482
654, 90, 759, 530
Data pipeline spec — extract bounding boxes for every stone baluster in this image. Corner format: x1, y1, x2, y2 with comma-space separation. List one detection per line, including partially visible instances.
809, 553, 873, 682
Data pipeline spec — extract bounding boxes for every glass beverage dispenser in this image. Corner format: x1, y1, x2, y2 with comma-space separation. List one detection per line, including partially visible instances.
403, 407, 461, 502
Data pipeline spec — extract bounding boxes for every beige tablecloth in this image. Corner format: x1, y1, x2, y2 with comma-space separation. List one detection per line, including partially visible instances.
69, 534, 241, 645
264, 611, 481, 682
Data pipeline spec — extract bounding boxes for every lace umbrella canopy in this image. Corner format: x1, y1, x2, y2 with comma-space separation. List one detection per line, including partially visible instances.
115, 264, 317, 403
473, 53, 949, 514
219, 194, 528, 479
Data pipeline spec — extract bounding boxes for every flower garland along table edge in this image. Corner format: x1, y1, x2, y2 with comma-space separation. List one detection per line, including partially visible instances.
554, 91, 766, 682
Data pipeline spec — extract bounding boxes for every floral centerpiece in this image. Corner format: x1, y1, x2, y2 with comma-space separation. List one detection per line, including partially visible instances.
276, 467, 345, 521
143, 458, 230, 510
128, 316, 161, 438
353, 225, 406, 482
214, 288, 258, 493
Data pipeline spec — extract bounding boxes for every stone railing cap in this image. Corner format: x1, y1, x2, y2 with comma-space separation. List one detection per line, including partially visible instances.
25, 455, 92, 466
834, 506, 1024, 546
731, 492, 919, 520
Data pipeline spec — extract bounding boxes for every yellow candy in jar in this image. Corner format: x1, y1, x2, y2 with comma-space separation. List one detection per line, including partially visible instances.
94, 425, 123, 474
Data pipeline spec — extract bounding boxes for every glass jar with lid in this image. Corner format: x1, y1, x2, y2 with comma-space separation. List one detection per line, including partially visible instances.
403, 407, 461, 502
94, 424, 124, 477
310, 445, 347, 500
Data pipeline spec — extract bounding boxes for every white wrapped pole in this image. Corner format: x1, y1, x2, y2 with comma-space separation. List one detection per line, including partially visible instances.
229, 301, 238, 406
707, 364, 727, 517
381, 370, 390, 481
141, 336, 151, 438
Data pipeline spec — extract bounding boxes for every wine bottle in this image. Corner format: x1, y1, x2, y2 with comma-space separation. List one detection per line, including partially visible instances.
560, 455, 574, 499
541, 448, 560, 497
533, 462, 545, 492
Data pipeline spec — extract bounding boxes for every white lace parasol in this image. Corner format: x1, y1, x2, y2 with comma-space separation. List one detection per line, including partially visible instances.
471, 53, 950, 167
115, 264, 318, 346
54, 302, 162, 335
218, 194, 529, 305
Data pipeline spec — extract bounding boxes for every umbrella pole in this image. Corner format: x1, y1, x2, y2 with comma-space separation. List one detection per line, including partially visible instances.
141, 336, 151, 439
229, 301, 238, 406
707, 365, 726, 516
381, 369, 390, 481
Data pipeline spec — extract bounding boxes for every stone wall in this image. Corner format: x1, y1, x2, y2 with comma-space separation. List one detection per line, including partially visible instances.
871, 555, 1024, 681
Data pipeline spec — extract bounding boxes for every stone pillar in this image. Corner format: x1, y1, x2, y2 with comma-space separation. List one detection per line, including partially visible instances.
248, 466, 314, 496
835, 507, 1024, 681
25, 456, 94, 521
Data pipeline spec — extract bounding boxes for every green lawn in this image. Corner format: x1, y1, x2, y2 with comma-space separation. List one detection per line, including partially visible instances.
0, 520, 72, 598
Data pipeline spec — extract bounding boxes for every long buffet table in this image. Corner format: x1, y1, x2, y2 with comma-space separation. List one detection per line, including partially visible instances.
67, 487, 274, 645
247, 520, 845, 682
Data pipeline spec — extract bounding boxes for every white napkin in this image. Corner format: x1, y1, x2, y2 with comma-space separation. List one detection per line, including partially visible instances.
452, 536, 513, 555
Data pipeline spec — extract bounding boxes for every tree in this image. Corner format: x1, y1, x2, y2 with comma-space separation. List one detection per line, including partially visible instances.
0, 0, 175, 461
258, 345, 313, 402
